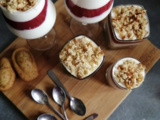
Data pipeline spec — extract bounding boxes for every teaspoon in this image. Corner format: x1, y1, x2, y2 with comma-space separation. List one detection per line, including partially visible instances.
31, 88, 64, 120
47, 70, 86, 116
52, 87, 68, 120
37, 113, 57, 120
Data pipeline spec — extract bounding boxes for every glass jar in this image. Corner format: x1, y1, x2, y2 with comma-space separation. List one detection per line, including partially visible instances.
104, 4, 150, 49
105, 57, 146, 90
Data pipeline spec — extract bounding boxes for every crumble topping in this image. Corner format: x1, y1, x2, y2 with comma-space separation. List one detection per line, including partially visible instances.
59, 36, 104, 79
111, 5, 149, 40
114, 59, 146, 89
0, 0, 38, 12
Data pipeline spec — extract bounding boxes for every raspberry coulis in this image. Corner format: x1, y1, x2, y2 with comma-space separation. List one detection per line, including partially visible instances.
3, 0, 47, 30
66, 0, 113, 18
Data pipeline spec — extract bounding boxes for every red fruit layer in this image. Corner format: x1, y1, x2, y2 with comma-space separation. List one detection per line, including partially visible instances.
65, 0, 113, 18
3, 0, 47, 30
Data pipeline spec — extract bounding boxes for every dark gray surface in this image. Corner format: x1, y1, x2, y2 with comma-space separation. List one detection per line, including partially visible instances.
0, 0, 159, 120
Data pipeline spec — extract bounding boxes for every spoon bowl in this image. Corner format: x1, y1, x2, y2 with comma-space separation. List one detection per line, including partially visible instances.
37, 113, 57, 120
70, 97, 86, 115
52, 87, 68, 120
31, 89, 48, 104
31, 89, 64, 120
52, 87, 66, 105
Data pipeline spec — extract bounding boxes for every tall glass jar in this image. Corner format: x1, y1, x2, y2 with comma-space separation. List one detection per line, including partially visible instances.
104, 4, 150, 49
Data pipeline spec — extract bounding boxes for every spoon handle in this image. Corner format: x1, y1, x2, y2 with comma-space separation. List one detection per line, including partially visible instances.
47, 103, 65, 120
47, 70, 71, 99
62, 105, 68, 120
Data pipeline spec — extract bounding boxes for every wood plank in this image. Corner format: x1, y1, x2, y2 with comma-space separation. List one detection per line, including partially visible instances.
1, 0, 160, 120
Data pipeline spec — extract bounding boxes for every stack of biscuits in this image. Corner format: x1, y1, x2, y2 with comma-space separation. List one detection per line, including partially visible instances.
0, 47, 39, 91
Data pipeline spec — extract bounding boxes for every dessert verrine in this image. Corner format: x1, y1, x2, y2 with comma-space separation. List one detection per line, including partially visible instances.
106, 57, 146, 90
65, 0, 113, 24
59, 35, 105, 79
0, 0, 56, 39
104, 5, 150, 49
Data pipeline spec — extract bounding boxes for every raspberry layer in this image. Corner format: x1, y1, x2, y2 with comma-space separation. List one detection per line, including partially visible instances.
3, 0, 47, 30
65, 0, 113, 18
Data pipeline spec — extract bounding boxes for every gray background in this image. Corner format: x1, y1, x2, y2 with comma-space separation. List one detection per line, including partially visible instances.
0, 0, 159, 120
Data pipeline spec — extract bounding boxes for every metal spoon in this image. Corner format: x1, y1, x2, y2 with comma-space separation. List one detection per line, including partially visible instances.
47, 70, 86, 116
31, 88, 64, 120
37, 113, 57, 120
52, 87, 68, 120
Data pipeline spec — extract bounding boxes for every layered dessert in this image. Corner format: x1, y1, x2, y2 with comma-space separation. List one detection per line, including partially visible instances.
59, 35, 104, 79
106, 57, 146, 90
104, 5, 150, 49
65, 0, 113, 23
0, 0, 56, 39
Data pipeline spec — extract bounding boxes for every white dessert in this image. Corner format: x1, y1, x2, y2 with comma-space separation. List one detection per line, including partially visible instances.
59, 35, 104, 79
0, 0, 56, 39
111, 5, 150, 40
112, 57, 145, 89
65, 0, 113, 24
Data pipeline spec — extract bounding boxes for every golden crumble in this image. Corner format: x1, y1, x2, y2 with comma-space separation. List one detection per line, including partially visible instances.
0, 0, 38, 12
114, 59, 146, 89
112, 5, 149, 40
59, 36, 104, 79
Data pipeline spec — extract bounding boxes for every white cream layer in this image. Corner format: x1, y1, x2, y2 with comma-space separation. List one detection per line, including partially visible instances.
65, 2, 113, 24
71, 0, 110, 9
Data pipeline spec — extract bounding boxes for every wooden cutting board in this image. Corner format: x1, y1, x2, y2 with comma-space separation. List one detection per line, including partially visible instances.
1, 0, 160, 120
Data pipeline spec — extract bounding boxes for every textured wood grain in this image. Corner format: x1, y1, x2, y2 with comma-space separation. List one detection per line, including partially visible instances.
1, 0, 160, 120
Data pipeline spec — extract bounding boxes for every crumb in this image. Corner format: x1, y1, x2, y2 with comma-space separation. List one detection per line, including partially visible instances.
114, 59, 146, 89
60, 36, 104, 79
0, 0, 38, 12
112, 5, 149, 40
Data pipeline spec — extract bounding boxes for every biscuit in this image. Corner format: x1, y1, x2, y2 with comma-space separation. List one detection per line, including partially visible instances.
0, 57, 16, 91
12, 47, 39, 81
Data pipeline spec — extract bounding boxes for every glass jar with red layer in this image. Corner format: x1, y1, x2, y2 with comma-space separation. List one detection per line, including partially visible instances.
104, 4, 150, 49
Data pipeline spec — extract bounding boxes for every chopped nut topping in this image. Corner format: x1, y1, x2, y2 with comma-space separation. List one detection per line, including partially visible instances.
112, 5, 149, 40
0, 0, 38, 12
114, 59, 146, 89
60, 36, 104, 79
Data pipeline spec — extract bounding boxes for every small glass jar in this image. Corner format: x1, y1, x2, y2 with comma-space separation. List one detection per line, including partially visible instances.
59, 35, 105, 80
104, 4, 150, 49
105, 57, 146, 90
